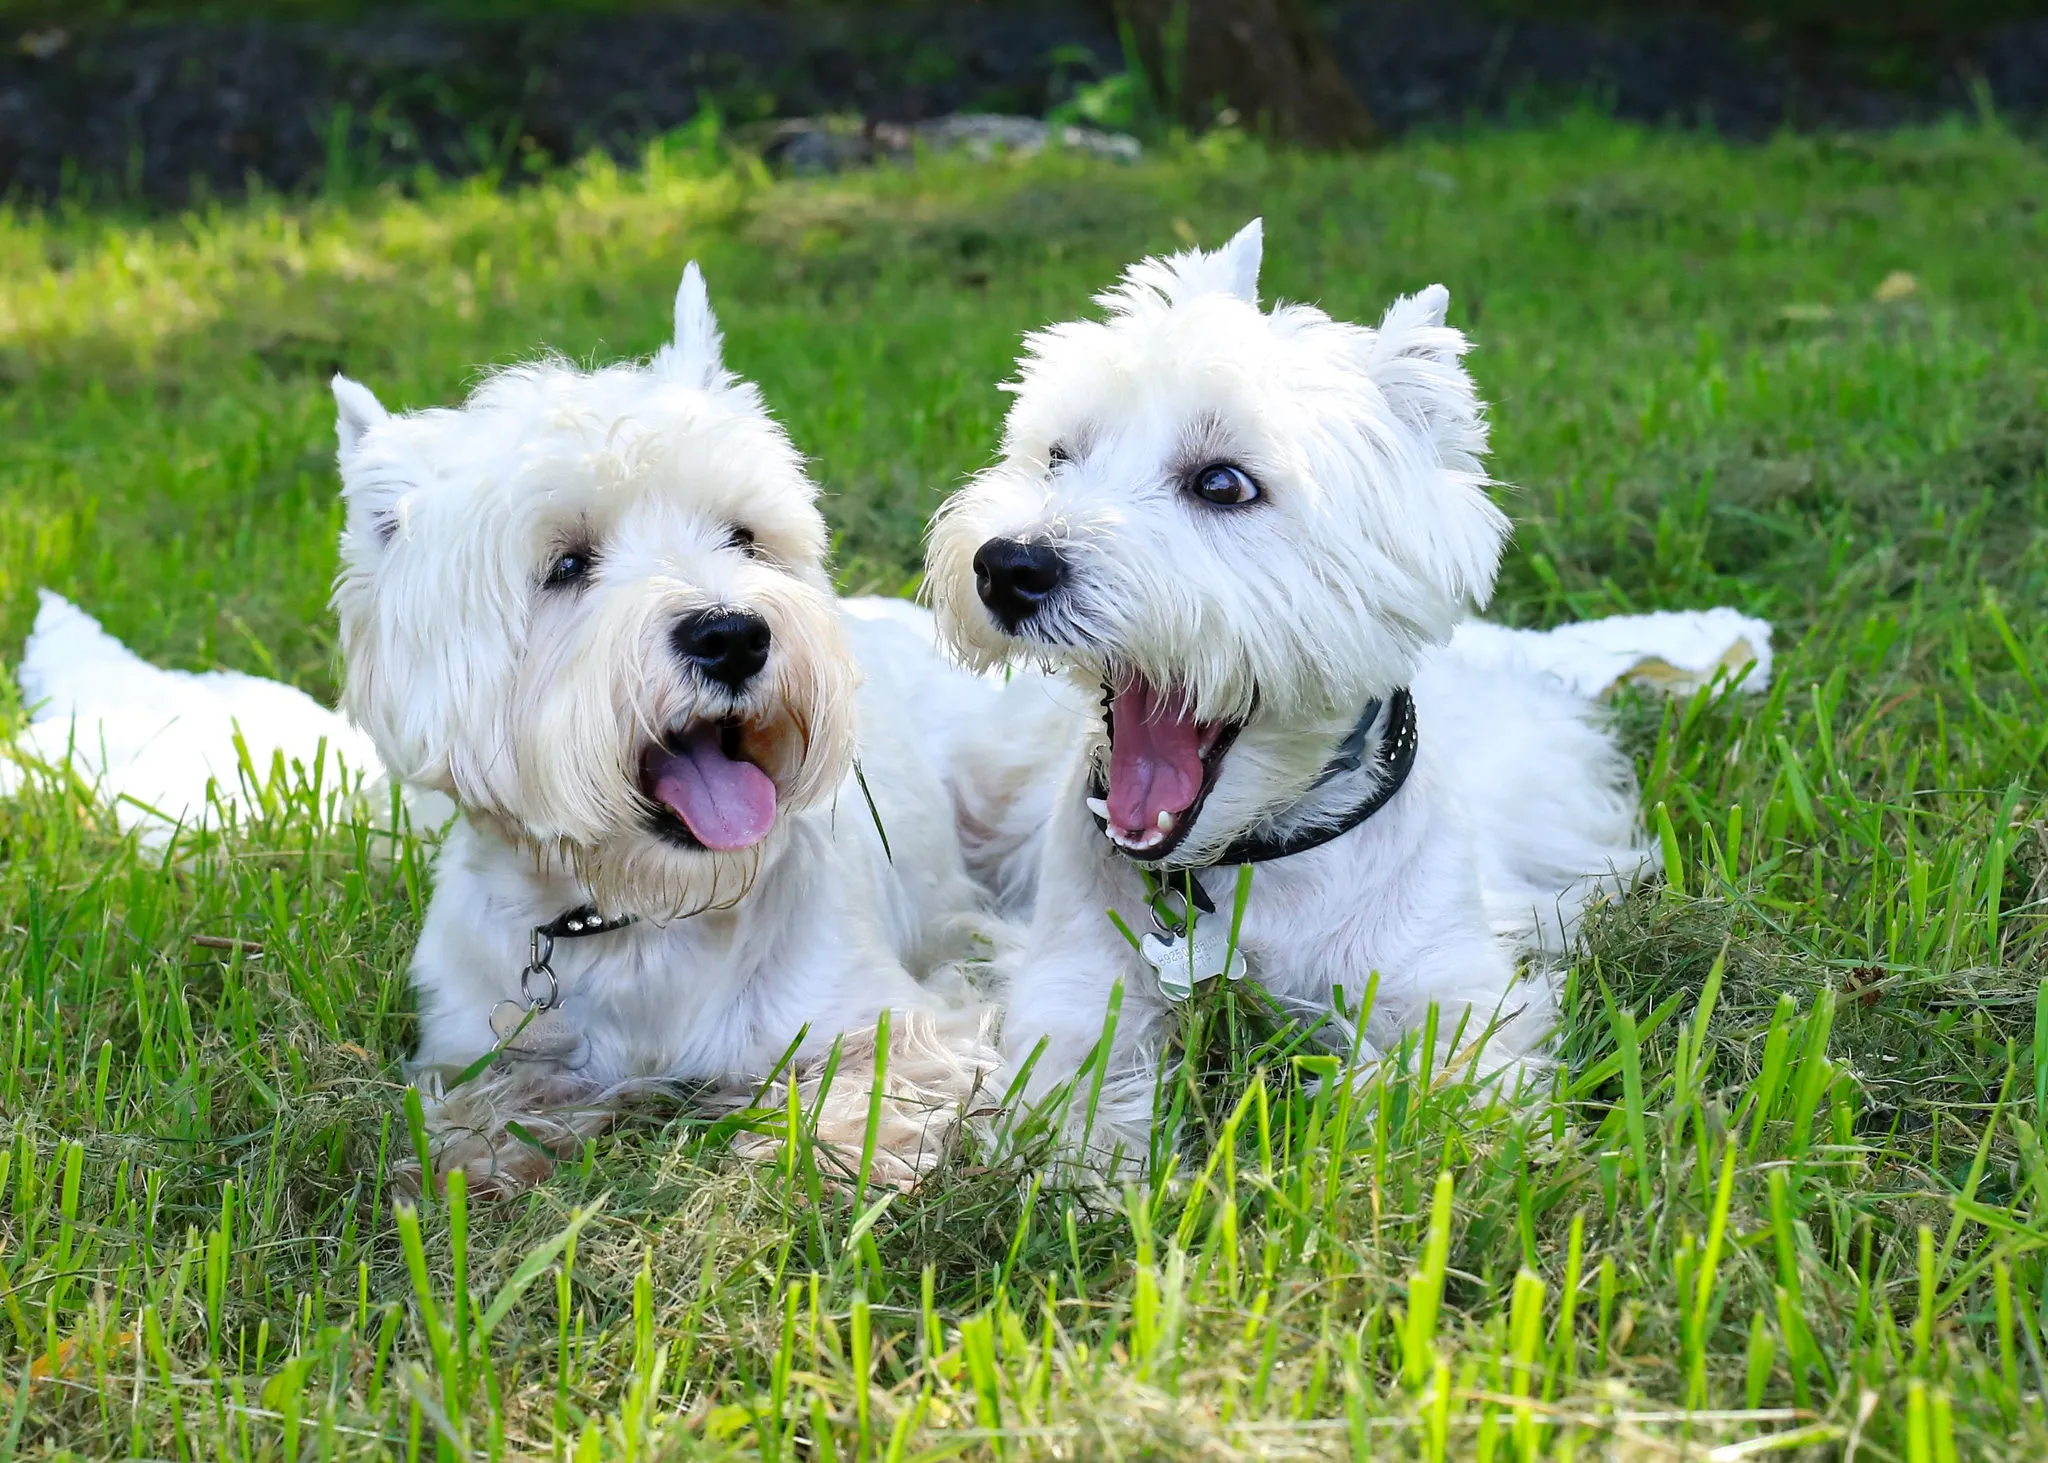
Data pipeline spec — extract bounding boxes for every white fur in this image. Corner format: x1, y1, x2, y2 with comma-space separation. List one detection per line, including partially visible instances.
1450, 608, 1773, 699
927, 221, 1650, 1164
334, 267, 999, 1194
0, 590, 444, 843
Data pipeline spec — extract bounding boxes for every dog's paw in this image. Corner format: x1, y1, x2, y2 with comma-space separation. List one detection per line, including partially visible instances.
393, 1069, 619, 1201
387, 1126, 562, 1202
725, 1006, 1001, 1192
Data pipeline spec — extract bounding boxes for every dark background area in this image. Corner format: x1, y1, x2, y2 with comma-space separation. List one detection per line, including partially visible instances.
5, 1, 2045, 205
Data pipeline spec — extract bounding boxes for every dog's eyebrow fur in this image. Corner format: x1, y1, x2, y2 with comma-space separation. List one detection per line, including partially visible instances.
1168, 411, 1244, 478
547, 513, 598, 550
1045, 421, 1099, 463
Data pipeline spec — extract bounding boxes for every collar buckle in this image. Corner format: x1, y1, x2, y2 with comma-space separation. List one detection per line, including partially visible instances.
520, 928, 562, 1011
484, 905, 635, 1069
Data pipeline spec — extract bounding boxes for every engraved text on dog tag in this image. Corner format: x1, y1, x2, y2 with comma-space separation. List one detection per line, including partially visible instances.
1140, 913, 1249, 1003
490, 1001, 590, 1067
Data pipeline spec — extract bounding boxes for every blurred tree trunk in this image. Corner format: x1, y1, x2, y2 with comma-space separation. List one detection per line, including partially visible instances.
1112, 0, 1379, 148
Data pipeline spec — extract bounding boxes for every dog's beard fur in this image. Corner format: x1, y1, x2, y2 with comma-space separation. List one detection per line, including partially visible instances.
341, 497, 857, 921
491, 569, 854, 920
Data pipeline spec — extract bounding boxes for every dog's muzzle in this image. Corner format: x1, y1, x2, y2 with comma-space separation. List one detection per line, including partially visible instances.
972, 538, 1069, 632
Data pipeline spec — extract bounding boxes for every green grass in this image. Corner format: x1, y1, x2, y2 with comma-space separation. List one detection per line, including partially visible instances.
1, 114, 2046, 1457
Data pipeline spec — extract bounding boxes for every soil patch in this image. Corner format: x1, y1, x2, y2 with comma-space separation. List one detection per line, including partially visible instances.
4, 4, 2044, 204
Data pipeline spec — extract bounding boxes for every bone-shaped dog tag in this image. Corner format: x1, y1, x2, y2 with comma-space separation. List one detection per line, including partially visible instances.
489, 1001, 590, 1067
1140, 913, 1249, 1003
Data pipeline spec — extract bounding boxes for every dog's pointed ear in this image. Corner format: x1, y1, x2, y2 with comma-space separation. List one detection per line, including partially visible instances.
1102, 216, 1266, 315
1367, 284, 1464, 378
1218, 217, 1263, 303
657, 261, 727, 388
1384, 282, 1451, 340
1363, 284, 1508, 610
333, 375, 402, 547
332, 374, 388, 457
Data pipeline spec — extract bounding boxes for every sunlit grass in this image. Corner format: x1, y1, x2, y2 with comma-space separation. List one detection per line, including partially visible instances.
0, 114, 2044, 1456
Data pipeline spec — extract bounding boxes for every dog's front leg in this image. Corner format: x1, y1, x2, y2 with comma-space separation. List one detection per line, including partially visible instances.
399, 1063, 618, 1200
729, 1003, 1000, 1191
997, 800, 1179, 1170
713, 891, 1001, 1190
1328, 929, 1557, 1105
398, 849, 629, 1199
1001, 965, 1174, 1171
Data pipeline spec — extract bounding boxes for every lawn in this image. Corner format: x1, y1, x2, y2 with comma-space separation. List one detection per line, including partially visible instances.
1, 114, 2045, 1458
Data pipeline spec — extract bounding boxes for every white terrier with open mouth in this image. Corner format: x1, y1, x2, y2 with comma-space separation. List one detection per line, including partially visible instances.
333, 264, 997, 1195
927, 220, 1648, 1165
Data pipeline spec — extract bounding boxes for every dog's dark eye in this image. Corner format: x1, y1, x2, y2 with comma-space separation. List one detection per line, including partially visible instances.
727, 524, 760, 557
1188, 463, 1261, 508
1046, 443, 1071, 468
544, 546, 596, 588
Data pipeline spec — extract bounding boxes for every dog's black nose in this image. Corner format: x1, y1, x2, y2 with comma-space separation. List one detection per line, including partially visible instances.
973, 538, 1069, 630
673, 608, 771, 690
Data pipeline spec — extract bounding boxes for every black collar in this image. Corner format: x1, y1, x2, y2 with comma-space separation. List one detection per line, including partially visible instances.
1087, 688, 1418, 879
516, 905, 637, 1012
535, 906, 638, 941
1205, 688, 1418, 868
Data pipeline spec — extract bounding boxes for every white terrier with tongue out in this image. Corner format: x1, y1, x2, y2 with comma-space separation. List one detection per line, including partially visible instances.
332, 264, 997, 1195
927, 220, 1648, 1165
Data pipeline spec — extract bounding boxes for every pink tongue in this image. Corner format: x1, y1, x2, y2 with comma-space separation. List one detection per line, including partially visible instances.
1107, 680, 1208, 837
649, 730, 778, 851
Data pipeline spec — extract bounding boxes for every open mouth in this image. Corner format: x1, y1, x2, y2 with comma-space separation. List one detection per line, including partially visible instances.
639, 719, 779, 852
1086, 675, 1242, 863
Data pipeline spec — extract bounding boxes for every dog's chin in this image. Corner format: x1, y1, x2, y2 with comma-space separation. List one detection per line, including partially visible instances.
574, 827, 780, 922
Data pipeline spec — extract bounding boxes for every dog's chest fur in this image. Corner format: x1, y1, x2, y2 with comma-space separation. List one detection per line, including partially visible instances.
1089, 753, 1512, 1012
409, 807, 919, 1086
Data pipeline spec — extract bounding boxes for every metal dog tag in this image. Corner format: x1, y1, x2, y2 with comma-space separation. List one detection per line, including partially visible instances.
489, 1000, 590, 1067
1140, 913, 1249, 1003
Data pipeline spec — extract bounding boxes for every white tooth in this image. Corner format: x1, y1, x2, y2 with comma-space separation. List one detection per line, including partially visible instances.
1086, 797, 1110, 819
1156, 811, 1175, 832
